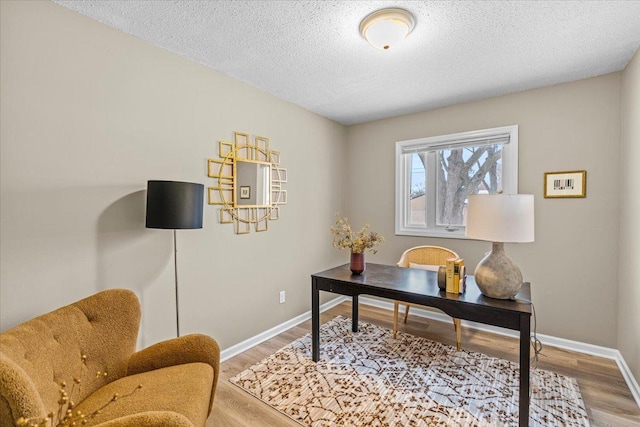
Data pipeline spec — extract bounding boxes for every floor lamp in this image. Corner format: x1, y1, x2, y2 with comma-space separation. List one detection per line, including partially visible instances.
145, 180, 204, 337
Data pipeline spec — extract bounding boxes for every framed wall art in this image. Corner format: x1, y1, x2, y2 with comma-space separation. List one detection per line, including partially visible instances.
544, 170, 586, 198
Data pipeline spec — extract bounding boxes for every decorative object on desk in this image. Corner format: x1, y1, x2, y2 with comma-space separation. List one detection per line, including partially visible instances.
437, 265, 447, 290
454, 259, 464, 293
349, 252, 366, 275
466, 194, 534, 299
208, 131, 287, 234
459, 265, 467, 293
146, 180, 204, 337
445, 257, 456, 293
230, 316, 589, 427
330, 215, 384, 275
544, 170, 586, 198
444, 258, 465, 294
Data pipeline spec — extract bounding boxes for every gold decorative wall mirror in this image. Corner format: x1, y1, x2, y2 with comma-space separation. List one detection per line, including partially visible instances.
208, 132, 287, 234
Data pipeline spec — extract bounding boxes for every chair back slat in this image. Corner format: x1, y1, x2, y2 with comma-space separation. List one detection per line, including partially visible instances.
396, 245, 459, 268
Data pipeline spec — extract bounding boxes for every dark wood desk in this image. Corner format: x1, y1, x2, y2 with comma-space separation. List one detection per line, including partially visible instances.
311, 263, 532, 427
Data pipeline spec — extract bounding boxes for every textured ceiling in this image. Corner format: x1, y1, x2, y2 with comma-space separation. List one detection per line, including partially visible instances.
53, 1, 640, 125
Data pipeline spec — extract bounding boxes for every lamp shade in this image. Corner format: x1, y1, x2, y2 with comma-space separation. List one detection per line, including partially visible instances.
145, 180, 204, 229
465, 194, 534, 243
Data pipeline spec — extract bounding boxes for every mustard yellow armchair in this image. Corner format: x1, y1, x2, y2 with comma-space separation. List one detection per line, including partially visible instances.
0, 289, 219, 426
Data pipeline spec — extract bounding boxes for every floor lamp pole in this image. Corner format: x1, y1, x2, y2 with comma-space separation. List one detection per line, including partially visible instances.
145, 180, 204, 339
173, 229, 180, 337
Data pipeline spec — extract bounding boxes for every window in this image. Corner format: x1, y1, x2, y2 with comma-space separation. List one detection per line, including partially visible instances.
395, 125, 518, 238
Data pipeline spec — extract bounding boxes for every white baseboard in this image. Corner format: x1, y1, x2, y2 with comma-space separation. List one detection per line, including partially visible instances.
220, 296, 347, 362
616, 352, 640, 408
219, 294, 639, 408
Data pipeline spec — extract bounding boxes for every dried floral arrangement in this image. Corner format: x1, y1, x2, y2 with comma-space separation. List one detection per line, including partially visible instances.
330, 214, 384, 254
17, 355, 141, 427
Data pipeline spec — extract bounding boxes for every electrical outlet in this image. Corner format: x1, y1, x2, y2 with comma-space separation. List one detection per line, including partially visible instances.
279, 291, 286, 304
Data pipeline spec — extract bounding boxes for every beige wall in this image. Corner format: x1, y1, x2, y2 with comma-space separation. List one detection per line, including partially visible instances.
347, 74, 622, 348
0, 1, 346, 348
0, 0, 636, 374
620, 48, 640, 381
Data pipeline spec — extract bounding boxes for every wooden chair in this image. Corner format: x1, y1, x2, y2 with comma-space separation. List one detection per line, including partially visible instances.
393, 245, 463, 351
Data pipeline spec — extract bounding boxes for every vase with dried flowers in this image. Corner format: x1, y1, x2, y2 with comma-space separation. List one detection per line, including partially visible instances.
330, 215, 384, 274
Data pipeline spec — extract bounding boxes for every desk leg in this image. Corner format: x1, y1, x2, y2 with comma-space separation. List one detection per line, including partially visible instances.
352, 295, 359, 332
519, 314, 531, 426
312, 279, 320, 362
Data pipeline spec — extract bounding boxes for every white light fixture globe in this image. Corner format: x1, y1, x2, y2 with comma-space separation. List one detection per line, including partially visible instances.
360, 8, 415, 50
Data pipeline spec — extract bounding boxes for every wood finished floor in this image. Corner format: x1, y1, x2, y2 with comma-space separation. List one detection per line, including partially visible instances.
207, 301, 640, 427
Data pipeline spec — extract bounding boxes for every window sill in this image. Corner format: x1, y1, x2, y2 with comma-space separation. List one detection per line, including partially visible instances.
395, 227, 473, 240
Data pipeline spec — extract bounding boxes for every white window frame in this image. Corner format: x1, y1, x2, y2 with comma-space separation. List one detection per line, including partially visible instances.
395, 125, 519, 239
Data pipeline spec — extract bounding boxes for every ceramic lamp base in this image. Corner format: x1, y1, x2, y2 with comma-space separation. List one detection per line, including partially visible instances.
474, 242, 523, 300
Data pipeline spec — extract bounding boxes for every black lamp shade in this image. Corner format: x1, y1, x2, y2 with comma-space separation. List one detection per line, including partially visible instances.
145, 180, 204, 229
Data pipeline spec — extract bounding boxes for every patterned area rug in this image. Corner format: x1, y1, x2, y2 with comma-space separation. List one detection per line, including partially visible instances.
230, 316, 590, 426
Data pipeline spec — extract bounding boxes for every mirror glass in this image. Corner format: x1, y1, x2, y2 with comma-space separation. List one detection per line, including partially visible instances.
235, 160, 271, 207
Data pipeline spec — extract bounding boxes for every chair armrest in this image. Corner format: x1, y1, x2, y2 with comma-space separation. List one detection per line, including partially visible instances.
127, 334, 220, 415
94, 411, 193, 427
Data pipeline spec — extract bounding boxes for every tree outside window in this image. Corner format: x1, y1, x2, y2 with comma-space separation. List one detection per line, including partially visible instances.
397, 125, 517, 238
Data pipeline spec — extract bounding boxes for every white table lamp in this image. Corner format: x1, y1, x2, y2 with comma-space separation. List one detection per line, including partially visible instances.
466, 194, 534, 299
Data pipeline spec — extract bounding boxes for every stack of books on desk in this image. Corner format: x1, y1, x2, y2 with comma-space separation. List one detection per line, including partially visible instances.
445, 258, 466, 294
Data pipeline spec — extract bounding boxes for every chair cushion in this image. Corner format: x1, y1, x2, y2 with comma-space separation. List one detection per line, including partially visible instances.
74, 363, 213, 427
408, 262, 440, 272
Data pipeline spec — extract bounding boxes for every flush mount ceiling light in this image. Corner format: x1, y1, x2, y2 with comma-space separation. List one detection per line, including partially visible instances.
359, 8, 415, 50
